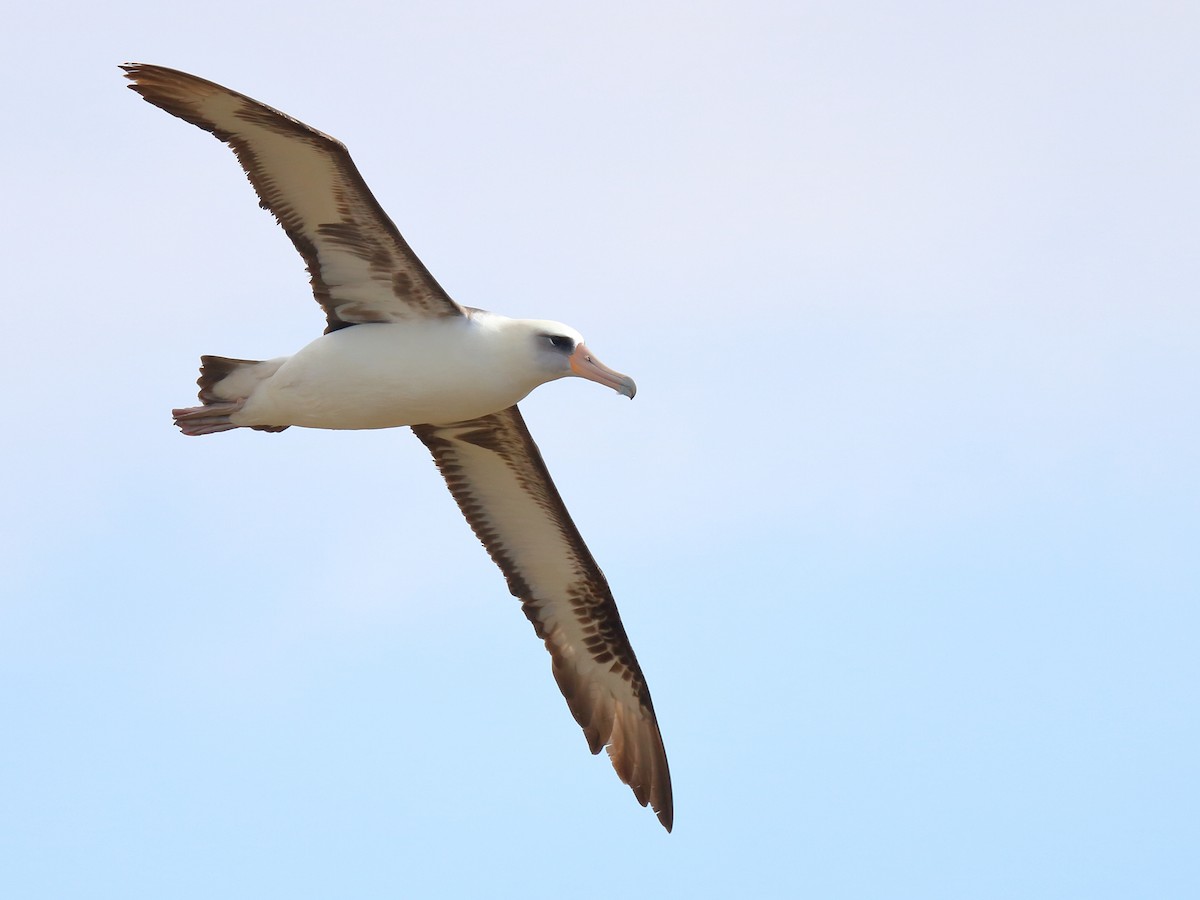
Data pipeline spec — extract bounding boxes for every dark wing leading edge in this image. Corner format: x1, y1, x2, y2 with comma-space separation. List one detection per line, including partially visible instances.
412, 407, 673, 831
121, 63, 463, 330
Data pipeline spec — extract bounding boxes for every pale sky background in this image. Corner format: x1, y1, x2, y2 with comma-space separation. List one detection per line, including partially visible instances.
4, 2, 1198, 897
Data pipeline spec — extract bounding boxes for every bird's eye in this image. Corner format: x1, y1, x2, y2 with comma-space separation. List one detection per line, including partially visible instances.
547, 335, 575, 352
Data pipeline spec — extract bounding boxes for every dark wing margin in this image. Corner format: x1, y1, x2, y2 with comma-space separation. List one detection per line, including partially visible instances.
412, 407, 673, 831
121, 63, 463, 330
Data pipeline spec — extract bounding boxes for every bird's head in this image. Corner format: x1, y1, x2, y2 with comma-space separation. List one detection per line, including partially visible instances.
525, 319, 637, 399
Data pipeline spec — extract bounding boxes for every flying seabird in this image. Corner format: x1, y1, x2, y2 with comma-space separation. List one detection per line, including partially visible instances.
121, 63, 673, 831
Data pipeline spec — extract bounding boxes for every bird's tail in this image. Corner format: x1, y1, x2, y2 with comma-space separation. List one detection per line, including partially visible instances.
172, 355, 289, 436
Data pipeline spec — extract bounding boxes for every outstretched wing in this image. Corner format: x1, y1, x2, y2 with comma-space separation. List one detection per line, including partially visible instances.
122, 63, 463, 330
412, 407, 673, 831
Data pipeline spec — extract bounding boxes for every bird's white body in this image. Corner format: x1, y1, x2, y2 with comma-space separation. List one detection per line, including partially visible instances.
226, 313, 576, 430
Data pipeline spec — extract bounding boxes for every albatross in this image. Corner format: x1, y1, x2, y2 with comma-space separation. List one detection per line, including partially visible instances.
121, 63, 672, 831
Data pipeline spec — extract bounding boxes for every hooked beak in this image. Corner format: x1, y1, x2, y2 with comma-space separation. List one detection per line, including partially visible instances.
569, 343, 637, 398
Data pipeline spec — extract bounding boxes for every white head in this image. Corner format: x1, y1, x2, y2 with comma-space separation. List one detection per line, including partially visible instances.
518, 318, 637, 398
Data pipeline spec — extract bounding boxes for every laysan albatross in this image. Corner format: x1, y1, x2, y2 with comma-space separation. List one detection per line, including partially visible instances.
121, 63, 672, 831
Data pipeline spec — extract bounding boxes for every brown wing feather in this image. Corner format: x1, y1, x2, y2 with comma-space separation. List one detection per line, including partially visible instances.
121, 63, 462, 330
412, 407, 673, 831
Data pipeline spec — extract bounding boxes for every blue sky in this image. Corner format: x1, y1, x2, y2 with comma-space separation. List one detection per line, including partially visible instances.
4, 2, 1198, 897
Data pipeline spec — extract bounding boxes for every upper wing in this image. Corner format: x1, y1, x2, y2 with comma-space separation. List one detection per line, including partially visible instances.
121, 63, 463, 330
412, 407, 673, 831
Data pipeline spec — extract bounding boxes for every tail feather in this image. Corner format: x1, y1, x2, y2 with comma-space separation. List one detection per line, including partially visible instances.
198, 354, 259, 402
174, 355, 290, 436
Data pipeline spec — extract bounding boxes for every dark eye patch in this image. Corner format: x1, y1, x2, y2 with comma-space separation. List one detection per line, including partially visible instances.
547, 334, 575, 352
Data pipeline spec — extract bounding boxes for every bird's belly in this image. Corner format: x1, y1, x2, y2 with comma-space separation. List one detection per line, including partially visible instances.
235, 326, 535, 429
264, 375, 521, 429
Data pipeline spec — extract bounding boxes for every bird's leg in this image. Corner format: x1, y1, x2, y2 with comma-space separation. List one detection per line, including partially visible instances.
171, 399, 245, 436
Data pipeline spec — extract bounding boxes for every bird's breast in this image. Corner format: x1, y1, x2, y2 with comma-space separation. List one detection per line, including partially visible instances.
240, 321, 545, 429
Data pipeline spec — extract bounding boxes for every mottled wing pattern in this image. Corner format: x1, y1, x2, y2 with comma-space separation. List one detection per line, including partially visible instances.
121, 63, 462, 330
412, 407, 673, 831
